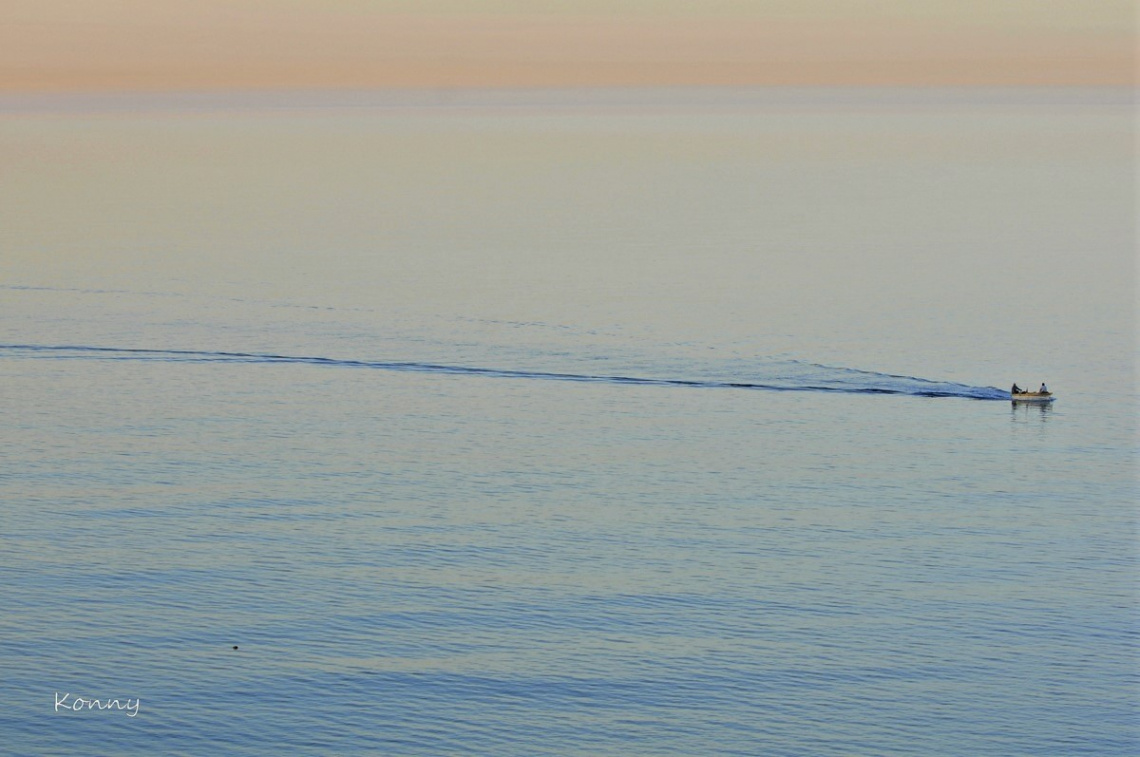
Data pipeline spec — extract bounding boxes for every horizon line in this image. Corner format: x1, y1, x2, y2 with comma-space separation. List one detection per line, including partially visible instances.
1, 84, 1134, 116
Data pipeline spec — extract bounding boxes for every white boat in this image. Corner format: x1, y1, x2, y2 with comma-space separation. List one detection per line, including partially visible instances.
1011, 391, 1055, 403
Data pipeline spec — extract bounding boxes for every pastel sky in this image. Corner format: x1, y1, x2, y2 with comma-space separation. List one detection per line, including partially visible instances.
1, 1, 1134, 92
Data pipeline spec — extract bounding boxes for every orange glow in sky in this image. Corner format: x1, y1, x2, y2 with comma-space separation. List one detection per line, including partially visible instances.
1, 1, 1133, 92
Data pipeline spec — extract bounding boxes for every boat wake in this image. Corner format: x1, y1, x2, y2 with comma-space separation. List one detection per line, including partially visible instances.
1, 344, 1008, 400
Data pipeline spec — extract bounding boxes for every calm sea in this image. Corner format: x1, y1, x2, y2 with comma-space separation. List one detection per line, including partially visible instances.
1, 88, 1135, 755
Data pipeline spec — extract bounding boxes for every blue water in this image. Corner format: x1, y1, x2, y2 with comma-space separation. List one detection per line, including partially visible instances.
1, 88, 1135, 755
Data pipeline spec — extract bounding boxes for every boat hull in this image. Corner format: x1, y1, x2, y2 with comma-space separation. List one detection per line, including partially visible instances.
1011, 392, 1054, 403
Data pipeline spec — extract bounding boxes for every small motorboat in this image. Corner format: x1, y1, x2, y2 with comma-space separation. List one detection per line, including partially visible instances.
1011, 390, 1055, 403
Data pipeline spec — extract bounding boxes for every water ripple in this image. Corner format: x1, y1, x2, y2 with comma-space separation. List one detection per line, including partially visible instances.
0, 343, 1007, 399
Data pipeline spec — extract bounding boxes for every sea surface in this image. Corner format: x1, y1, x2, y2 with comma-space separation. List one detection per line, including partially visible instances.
1, 87, 1136, 755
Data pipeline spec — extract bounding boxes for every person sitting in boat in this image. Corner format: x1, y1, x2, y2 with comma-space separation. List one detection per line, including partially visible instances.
1039, 383, 1048, 394
1011, 383, 1023, 394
